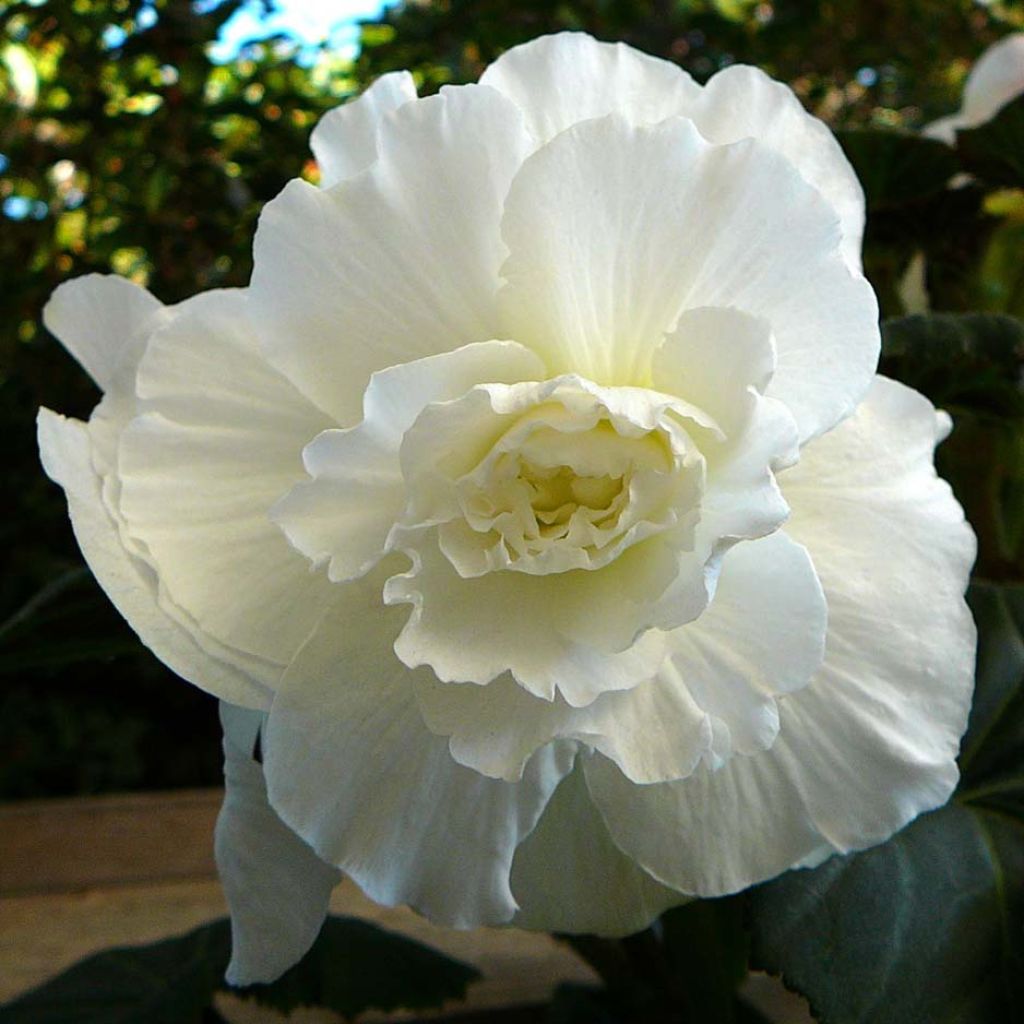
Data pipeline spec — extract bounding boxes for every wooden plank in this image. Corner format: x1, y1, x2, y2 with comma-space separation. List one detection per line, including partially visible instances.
0, 791, 811, 1022
0, 789, 221, 895
0, 877, 597, 1018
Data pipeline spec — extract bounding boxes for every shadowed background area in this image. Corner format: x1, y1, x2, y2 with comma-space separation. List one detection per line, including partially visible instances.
2, 0, 1022, 800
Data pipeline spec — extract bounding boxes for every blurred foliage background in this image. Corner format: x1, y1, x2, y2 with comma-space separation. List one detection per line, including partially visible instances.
2, 0, 1023, 798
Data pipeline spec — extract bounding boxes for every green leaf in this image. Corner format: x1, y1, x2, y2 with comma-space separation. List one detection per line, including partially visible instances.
747, 584, 1024, 1024
880, 313, 1024, 420
0, 915, 480, 1023
958, 95, 1024, 187
880, 314, 1024, 577
836, 130, 959, 210
959, 586, 1024, 814
975, 219, 1024, 317
547, 983, 622, 1024
234, 915, 481, 1018
661, 896, 749, 1023
0, 920, 231, 1024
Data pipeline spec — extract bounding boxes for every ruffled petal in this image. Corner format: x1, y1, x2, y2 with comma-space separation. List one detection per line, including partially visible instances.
385, 534, 669, 705
416, 660, 710, 784
659, 531, 827, 764
272, 341, 545, 582
585, 377, 975, 895
310, 71, 417, 187
415, 530, 824, 784
479, 32, 700, 143
117, 289, 335, 669
216, 703, 340, 986
250, 84, 534, 423
682, 65, 865, 271
263, 570, 577, 928
37, 408, 272, 708
481, 35, 863, 271
510, 764, 685, 936
42, 273, 168, 391
498, 114, 878, 442
776, 375, 976, 847
584, 737, 824, 895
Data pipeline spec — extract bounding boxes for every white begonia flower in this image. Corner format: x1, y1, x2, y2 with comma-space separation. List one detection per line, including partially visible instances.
39, 33, 976, 983
924, 33, 1024, 144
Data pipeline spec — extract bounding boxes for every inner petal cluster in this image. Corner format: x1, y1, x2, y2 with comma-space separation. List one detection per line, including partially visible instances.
401, 377, 707, 578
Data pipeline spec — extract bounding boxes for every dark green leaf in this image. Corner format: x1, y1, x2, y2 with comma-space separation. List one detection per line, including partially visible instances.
234, 915, 481, 1018
959, 586, 1024, 814
836, 130, 960, 209
748, 584, 1024, 1024
880, 313, 1024, 419
958, 94, 1024, 187
975, 219, 1024, 317
661, 896, 749, 1023
0, 920, 231, 1024
880, 314, 1024, 578
546, 984, 621, 1024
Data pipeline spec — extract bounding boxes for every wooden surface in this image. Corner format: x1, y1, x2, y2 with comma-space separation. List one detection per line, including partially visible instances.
0, 788, 221, 895
0, 789, 812, 1022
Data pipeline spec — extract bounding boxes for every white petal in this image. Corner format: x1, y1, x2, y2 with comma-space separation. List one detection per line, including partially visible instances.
416, 531, 824, 784
498, 114, 878, 442
216, 702, 340, 986
263, 571, 576, 928
510, 764, 685, 936
251, 84, 534, 423
961, 33, 1024, 123
42, 273, 167, 391
37, 408, 272, 708
417, 660, 711, 785
385, 533, 668, 705
272, 341, 545, 582
584, 738, 824, 895
652, 306, 775, 437
585, 377, 975, 895
117, 290, 336, 668
481, 35, 864, 271
925, 34, 1024, 143
479, 32, 700, 143
661, 531, 827, 762
310, 71, 417, 188
684, 65, 866, 271
776, 375, 976, 847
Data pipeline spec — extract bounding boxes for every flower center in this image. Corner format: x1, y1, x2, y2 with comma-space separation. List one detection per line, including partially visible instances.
399, 376, 708, 579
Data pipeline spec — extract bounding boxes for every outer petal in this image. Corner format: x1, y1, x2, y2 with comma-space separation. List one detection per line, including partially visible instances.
510, 764, 685, 936
479, 32, 700, 143
925, 33, 1024, 143
310, 71, 417, 188
117, 289, 336, 669
774, 376, 976, 846
385, 533, 670, 706
498, 114, 878, 442
37, 408, 272, 708
481, 35, 864, 272
651, 306, 775, 437
272, 341, 545, 582
658, 531, 826, 764
250, 84, 534, 424
216, 703, 340, 986
42, 273, 168, 390
683, 65, 865, 271
585, 377, 975, 895
263, 569, 577, 928
415, 531, 825, 784
961, 33, 1024, 120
